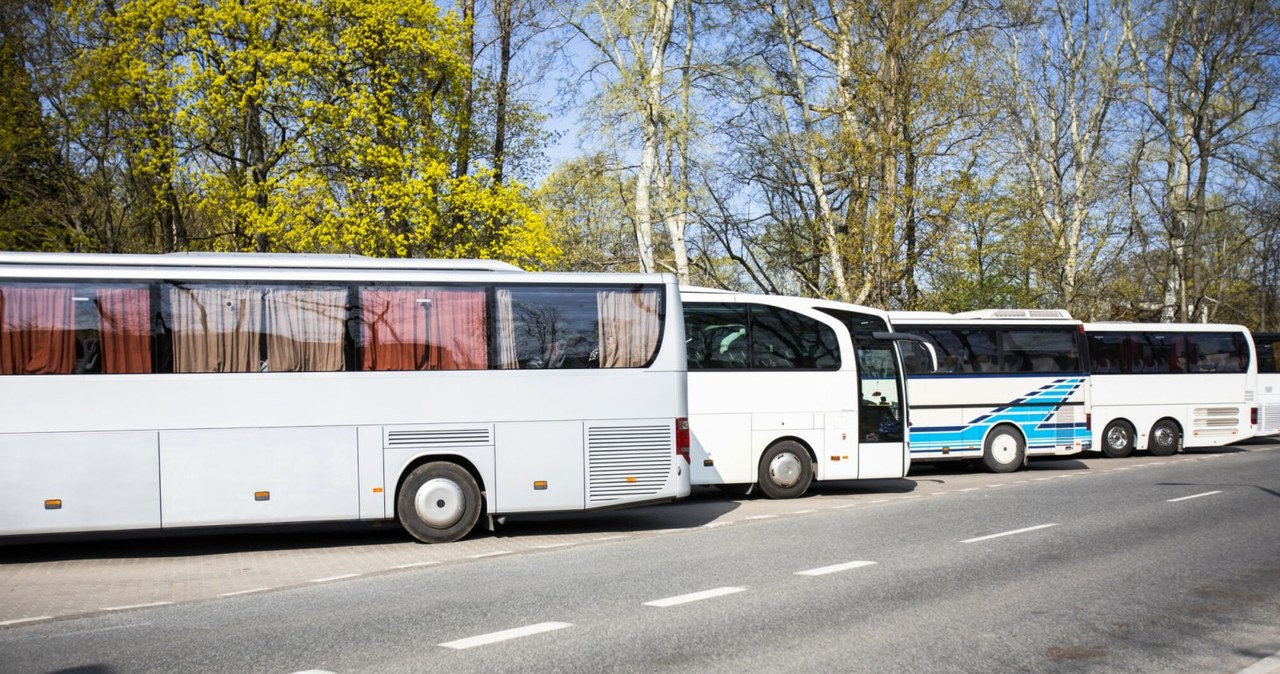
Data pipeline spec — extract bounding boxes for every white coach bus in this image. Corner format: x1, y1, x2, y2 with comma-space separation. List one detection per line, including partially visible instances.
1085, 323, 1258, 456
1255, 332, 1280, 436
888, 310, 1092, 472
0, 252, 690, 543
681, 289, 915, 498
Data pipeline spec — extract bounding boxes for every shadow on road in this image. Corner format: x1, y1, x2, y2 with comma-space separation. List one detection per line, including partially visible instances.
0, 521, 416, 562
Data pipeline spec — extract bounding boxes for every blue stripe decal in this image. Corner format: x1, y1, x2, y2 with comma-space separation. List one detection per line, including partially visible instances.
910, 377, 1090, 455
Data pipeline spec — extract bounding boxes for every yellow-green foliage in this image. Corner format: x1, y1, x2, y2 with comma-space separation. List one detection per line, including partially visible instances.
64, 0, 556, 266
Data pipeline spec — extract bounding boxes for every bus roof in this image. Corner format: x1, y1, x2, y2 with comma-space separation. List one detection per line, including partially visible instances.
0, 251, 524, 273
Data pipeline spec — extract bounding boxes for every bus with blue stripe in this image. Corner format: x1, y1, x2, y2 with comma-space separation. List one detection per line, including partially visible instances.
888, 309, 1091, 472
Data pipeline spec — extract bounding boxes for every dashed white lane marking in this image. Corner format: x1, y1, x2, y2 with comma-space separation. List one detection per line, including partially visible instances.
393, 561, 439, 570
1034, 476, 1055, 481
471, 551, 513, 559
533, 542, 576, 548
644, 587, 747, 608
796, 560, 877, 576
1236, 649, 1280, 674
868, 499, 889, 504
591, 535, 626, 542
961, 523, 1058, 544
0, 616, 52, 627
309, 574, 361, 583
836, 503, 860, 508
439, 622, 572, 650
901, 495, 923, 500
101, 602, 173, 611
744, 515, 777, 520
960, 488, 981, 492
703, 521, 734, 528
220, 587, 271, 597
792, 509, 817, 514
1167, 490, 1222, 503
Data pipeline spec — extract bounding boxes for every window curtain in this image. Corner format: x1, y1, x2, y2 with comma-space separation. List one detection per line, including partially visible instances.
0, 286, 75, 375
265, 288, 346, 372
425, 289, 487, 370
98, 287, 152, 374
361, 289, 428, 370
361, 288, 488, 371
597, 289, 660, 368
495, 289, 517, 369
168, 285, 263, 373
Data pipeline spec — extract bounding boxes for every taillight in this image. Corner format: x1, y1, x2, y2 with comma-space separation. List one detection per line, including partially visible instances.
1251, 407, 1258, 426
1086, 413, 1092, 431
675, 418, 690, 463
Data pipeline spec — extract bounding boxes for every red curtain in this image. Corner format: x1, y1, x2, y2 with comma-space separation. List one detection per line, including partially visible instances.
426, 290, 488, 370
361, 289, 427, 370
0, 286, 76, 375
98, 287, 152, 374
361, 288, 487, 371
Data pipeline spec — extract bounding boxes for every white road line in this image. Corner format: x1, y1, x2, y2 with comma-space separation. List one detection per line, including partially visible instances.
792, 509, 817, 514
796, 560, 877, 577
988, 484, 1006, 489
392, 561, 439, 570
439, 622, 572, 650
901, 494, 923, 500
1167, 490, 1222, 503
960, 488, 981, 492
220, 587, 271, 597
591, 535, 626, 542
744, 514, 777, 520
644, 587, 747, 608
0, 616, 52, 627
868, 499, 889, 504
471, 551, 513, 559
703, 521, 734, 528
1034, 476, 1054, 481
961, 523, 1058, 544
101, 602, 173, 611
1236, 650, 1280, 674
533, 542, 576, 548
309, 573, 361, 583
837, 503, 860, 508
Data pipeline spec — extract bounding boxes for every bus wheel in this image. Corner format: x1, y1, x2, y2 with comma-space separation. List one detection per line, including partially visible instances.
397, 461, 482, 544
982, 426, 1025, 473
757, 441, 813, 499
1148, 420, 1181, 456
1101, 420, 1135, 458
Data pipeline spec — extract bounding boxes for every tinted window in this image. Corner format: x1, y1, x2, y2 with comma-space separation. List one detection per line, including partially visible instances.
749, 305, 840, 369
684, 303, 749, 370
914, 328, 999, 373
1003, 329, 1080, 373
498, 285, 662, 370
1257, 333, 1279, 374
817, 308, 903, 442
1187, 332, 1248, 373
1087, 333, 1125, 373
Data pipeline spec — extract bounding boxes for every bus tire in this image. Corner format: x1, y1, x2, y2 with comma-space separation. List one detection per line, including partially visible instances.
1101, 420, 1136, 458
1148, 420, 1181, 456
397, 461, 483, 544
757, 441, 813, 499
982, 426, 1025, 473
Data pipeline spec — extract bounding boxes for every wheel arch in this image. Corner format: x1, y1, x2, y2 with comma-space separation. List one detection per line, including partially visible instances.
982, 422, 1027, 449
395, 453, 488, 511
759, 435, 817, 469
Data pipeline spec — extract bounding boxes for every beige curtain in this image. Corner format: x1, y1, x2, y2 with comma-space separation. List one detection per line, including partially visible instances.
169, 285, 263, 373
597, 289, 660, 368
265, 287, 346, 372
495, 288, 518, 369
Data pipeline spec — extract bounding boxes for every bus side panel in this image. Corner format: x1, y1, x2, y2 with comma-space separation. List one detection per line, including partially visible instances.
159, 426, 359, 527
1092, 373, 1250, 449
689, 413, 753, 485
494, 421, 585, 513
0, 431, 160, 535
357, 426, 385, 520
820, 411, 859, 481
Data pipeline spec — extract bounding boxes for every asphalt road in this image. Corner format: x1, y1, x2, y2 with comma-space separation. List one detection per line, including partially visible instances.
1, 443, 1279, 673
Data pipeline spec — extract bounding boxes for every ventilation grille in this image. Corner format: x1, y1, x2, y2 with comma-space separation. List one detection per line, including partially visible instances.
1262, 403, 1280, 434
587, 425, 672, 503
1192, 408, 1240, 429
386, 427, 492, 449
1055, 406, 1075, 446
